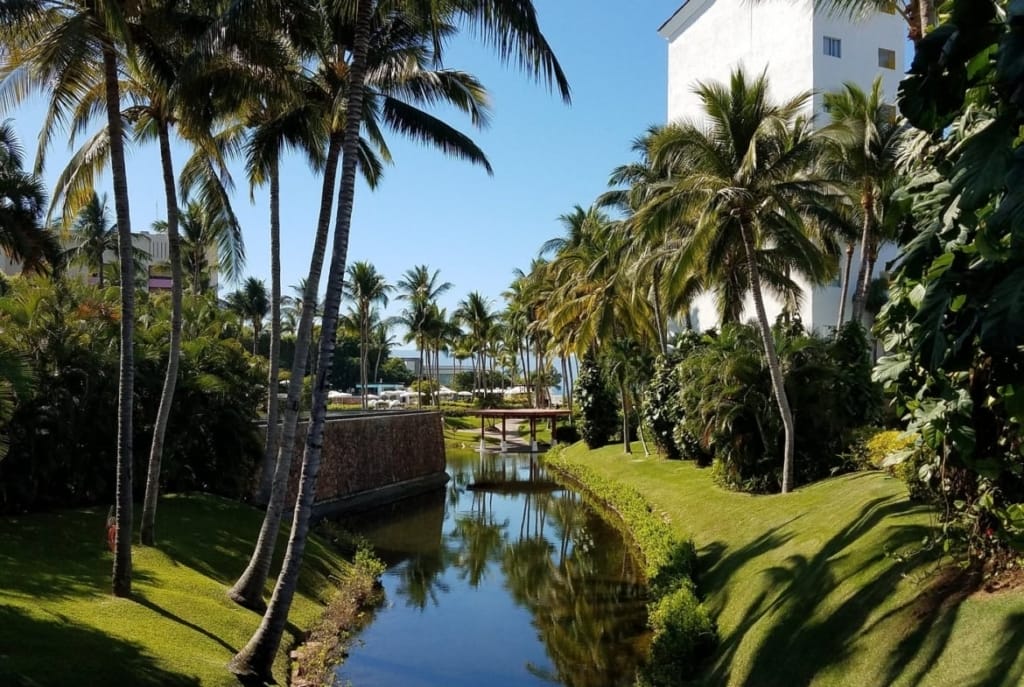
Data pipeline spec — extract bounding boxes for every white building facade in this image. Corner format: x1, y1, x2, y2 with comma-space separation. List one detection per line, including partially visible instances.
659, 0, 905, 333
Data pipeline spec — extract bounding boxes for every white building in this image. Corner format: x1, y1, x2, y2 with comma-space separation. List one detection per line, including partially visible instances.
658, 0, 905, 333
2, 231, 218, 292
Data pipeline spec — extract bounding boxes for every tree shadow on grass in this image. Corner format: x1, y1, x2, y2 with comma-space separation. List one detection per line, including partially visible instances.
0, 508, 155, 602
968, 612, 1024, 687
0, 605, 200, 687
132, 592, 237, 654
157, 495, 340, 605
711, 495, 948, 686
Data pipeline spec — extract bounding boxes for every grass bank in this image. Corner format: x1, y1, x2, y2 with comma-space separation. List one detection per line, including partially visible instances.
551, 442, 1024, 687
0, 494, 356, 686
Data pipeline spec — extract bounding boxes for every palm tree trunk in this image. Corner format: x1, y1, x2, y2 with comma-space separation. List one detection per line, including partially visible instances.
140, 120, 183, 547
256, 163, 283, 505
651, 264, 667, 355
230, 3, 375, 677
104, 40, 134, 598
620, 377, 631, 454
836, 242, 854, 332
850, 193, 876, 325
740, 222, 796, 493
227, 131, 344, 611
98, 253, 104, 288
360, 309, 369, 410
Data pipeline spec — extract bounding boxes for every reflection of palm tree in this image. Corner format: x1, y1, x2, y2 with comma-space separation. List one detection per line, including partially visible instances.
395, 550, 450, 610
452, 515, 507, 587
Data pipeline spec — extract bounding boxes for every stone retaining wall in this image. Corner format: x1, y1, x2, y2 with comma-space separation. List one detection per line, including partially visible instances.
276, 411, 447, 515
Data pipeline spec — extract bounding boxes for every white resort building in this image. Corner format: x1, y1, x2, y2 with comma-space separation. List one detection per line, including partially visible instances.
658, 0, 905, 333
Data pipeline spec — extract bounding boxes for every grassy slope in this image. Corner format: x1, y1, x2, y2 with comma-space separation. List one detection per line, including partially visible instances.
0, 494, 350, 687
559, 443, 1024, 687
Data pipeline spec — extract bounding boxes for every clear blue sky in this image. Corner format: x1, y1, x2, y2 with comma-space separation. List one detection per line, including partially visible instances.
7, 1, 681, 322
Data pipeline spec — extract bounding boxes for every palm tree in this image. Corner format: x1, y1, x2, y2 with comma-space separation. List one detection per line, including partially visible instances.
344, 261, 392, 408
783, 1, 935, 43
230, 2, 568, 680
822, 77, 905, 326
225, 0, 495, 621
640, 69, 836, 493
456, 291, 495, 393
63, 193, 117, 287
226, 277, 270, 355
0, 121, 56, 274
397, 265, 453, 403
2, 0, 141, 596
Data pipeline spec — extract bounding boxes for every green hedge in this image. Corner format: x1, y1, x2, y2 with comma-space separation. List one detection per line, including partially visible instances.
545, 447, 717, 685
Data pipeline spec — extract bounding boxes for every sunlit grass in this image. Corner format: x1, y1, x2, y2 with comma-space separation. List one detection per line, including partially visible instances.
0, 494, 351, 686
557, 442, 1024, 687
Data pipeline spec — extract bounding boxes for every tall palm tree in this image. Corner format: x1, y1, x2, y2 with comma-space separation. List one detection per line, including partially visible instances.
230, 2, 568, 680
641, 69, 836, 492
63, 193, 116, 287
344, 261, 392, 408
0, 121, 56, 273
822, 77, 905, 326
226, 277, 270, 355
397, 264, 453, 403
1, 0, 142, 596
226, 1, 495, 621
456, 291, 495, 393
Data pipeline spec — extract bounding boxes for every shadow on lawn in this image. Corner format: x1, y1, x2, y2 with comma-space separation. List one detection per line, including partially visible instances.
702, 494, 964, 686
0, 508, 155, 602
156, 495, 338, 603
0, 605, 200, 687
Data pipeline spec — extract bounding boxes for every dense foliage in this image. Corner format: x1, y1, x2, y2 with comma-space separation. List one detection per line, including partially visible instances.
573, 353, 619, 449
876, 0, 1024, 558
0, 278, 263, 513
669, 322, 880, 493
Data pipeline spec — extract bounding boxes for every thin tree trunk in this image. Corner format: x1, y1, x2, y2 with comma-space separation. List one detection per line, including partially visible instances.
636, 397, 650, 456
836, 242, 854, 332
920, 0, 936, 34
140, 120, 183, 546
256, 163, 283, 505
104, 41, 134, 598
651, 264, 667, 355
98, 253, 104, 288
229, 3, 374, 678
740, 222, 796, 493
620, 377, 631, 454
227, 131, 344, 611
361, 307, 369, 410
850, 191, 876, 325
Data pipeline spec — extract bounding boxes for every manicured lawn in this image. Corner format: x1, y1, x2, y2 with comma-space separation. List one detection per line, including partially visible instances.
556, 443, 1024, 687
0, 494, 351, 687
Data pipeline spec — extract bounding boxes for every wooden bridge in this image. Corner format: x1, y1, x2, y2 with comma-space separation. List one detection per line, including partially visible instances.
473, 408, 572, 452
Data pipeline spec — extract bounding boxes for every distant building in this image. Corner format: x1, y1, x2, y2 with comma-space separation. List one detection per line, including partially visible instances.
659, 0, 904, 332
2, 231, 218, 293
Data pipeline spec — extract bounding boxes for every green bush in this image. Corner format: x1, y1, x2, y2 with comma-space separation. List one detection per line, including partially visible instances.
573, 353, 618, 449
552, 424, 580, 444
674, 322, 882, 492
642, 354, 683, 459
640, 585, 718, 687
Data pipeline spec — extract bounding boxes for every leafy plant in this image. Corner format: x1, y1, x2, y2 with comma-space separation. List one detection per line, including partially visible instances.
573, 353, 618, 449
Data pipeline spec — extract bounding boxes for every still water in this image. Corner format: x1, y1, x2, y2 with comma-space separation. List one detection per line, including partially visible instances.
333, 450, 651, 687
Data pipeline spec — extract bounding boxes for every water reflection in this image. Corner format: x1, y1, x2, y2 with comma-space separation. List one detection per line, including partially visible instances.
334, 451, 650, 687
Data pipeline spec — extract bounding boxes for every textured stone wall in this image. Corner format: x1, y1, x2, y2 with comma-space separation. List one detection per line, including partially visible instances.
279, 411, 446, 509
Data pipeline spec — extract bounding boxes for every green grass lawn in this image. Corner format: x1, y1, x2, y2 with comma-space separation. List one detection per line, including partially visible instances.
0, 494, 352, 687
557, 442, 1024, 687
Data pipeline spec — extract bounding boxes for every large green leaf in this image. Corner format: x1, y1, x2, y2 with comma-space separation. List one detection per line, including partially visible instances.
951, 115, 1016, 211
980, 265, 1024, 352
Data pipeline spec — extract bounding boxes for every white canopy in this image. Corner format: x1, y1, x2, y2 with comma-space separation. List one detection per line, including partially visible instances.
327, 390, 353, 401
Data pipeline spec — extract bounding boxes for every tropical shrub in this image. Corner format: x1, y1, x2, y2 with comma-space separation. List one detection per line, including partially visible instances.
876, 0, 1024, 561
0, 278, 263, 513
675, 323, 881, 492
642, 353, 683, 459
640, 584, 717, 687
552, 424, 580, 444
573, 353, 618, 449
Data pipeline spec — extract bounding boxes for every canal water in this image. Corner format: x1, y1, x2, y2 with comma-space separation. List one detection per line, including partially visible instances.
333, 449, 651, 687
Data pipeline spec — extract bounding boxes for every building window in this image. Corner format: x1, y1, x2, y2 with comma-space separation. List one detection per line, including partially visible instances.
823, 36, 842, 58
878, 48, 896, 70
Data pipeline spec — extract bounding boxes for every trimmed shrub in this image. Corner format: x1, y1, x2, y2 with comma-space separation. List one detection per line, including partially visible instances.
640, 585, 718, 687
574, 353, 618, 449
642, 354, 683, 459
552, 424, 580, 444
